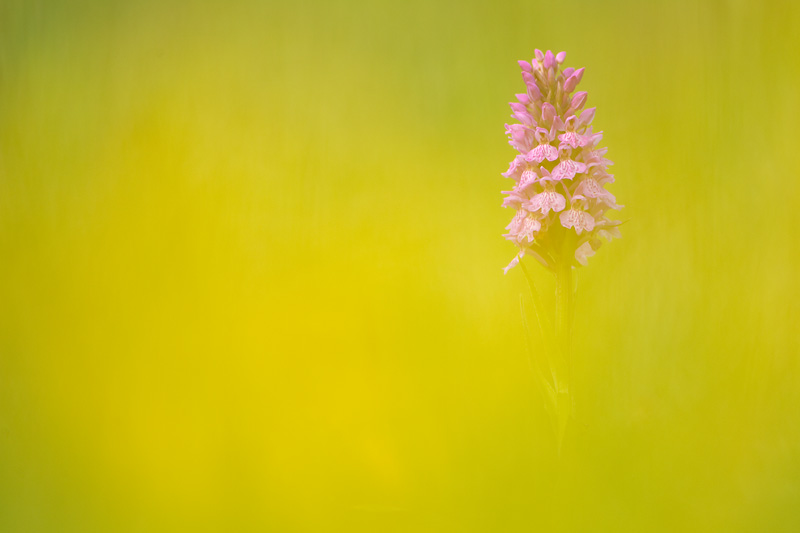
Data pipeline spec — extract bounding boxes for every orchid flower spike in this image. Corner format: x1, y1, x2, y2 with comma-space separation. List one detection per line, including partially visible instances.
502, 50, 622, 272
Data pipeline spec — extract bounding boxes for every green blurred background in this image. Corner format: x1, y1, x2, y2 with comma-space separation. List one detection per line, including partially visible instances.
1, 0, 799, 531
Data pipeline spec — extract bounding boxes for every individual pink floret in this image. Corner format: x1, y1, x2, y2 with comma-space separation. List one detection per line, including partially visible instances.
527, 144, 558, 163
551, 146, 588, 181
505, 123, 535, 153
516, 168, 540, 192
574, 241, 596, 266
501, 154, 527, 180
527, 188, 566, 216
575, 177, 622, 210
525, 127, 558, 163
543, 50, 556, 69
503, 252, 523, 275
558, 116, 589, 149
559, 207, 596, 235
505, 210, 541, 243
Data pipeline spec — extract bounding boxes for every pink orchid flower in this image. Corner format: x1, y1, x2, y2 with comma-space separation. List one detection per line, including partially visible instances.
500, 50, 622, 271
525, 127, 558, 163
550, 145, 588, 181
526, 185, 566, 216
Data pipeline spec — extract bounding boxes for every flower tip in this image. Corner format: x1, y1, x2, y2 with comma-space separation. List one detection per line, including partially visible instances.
541, 102, 556, 123
534, 49, 544, 61
564, 74, 579, 93
579, 107, 596, 126
527, 83, 542, 101
543, 50, 556, 69
521, 71, 536, 85
570, 91, 588, 109
556, 51, 566, 64
517, 60, 532, 73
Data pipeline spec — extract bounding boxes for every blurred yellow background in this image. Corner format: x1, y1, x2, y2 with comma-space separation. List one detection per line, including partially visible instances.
1, 0, 799, 531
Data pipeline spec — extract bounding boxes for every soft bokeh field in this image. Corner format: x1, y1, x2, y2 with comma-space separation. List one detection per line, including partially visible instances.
1, 0, 799, 531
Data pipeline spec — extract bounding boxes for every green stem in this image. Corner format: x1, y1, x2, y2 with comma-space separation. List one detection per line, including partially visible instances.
519, 295, 557, 416
555, 254, 573, 387
520, 259, 557, 384
554, 233, 575, 452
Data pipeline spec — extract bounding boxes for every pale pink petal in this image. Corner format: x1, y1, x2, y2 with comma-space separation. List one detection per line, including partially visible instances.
505, 210, 526, 233
534, 126, 548, 141
513, 110, 536, 127
519, 215, 541, 242
579, 107, 596, 126
538, 167, 553, 181
501, 193, 524, 209
582, 148, 614, 168
564, 74, 579, 93
551, 159, 587, 181
527, 83, 542, 102
521, 72, 542, 100
527, 190, 566, 215
597, 227, 622, 241
501, 154, 527, 179
558, 131, 588, 149
505, 123, 535, 152
576, 177, 618, 209
503, 253, 521, 275
586, 130, 603, 147
559, 208, 596, 234
541, 102, 557, 125
526, 143, 558, 163
517, 169, 539, 191
543, 50, 556, 69
568, 91, 587, 113
575, 241, 596, 266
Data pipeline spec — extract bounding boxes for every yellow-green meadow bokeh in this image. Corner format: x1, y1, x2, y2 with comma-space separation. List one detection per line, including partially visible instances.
1, 0, 799, 531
